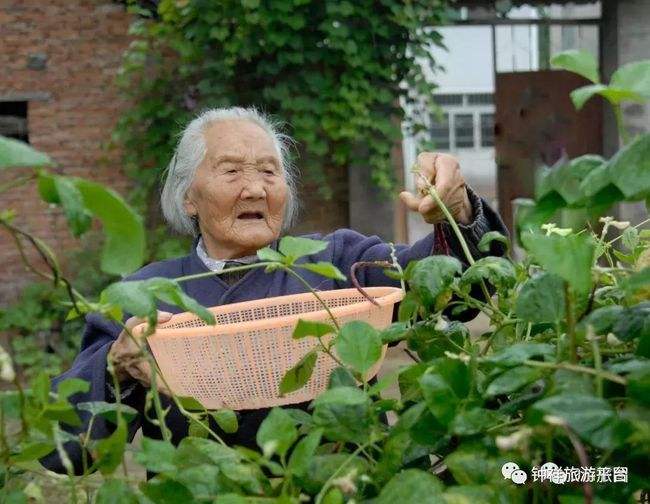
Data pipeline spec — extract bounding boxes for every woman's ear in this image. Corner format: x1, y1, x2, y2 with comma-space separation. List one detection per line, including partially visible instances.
183, 192, 198, 219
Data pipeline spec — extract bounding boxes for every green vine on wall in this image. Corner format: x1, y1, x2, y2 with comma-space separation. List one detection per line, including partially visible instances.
113, 0, 448, 222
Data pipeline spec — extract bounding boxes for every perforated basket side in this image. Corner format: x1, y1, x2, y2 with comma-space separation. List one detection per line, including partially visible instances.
139, 287, 404, 409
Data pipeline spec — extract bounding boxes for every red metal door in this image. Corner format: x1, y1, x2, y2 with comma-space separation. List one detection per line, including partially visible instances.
495, 70, 603, 232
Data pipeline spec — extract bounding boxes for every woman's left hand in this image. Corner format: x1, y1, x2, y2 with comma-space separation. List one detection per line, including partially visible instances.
399, 152, 473, 225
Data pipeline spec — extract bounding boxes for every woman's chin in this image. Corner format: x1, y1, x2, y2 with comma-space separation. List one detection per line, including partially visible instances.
232, 222, 277, 250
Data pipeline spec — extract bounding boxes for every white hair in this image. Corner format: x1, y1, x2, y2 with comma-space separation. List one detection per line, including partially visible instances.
160, 107, 299, 236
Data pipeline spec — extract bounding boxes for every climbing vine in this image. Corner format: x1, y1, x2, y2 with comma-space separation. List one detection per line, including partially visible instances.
113, 0, 448, 212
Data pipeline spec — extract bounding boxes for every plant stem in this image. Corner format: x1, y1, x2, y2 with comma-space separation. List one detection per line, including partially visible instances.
613, 104, 631, 145
564, 283, 577, 364
281, 266, 341, 331
314, 442, 369, 504
591, 336, 603, 398
522, 359, 626, 385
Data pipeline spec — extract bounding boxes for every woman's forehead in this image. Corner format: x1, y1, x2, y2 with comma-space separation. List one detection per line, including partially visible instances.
204, 120, 279, 159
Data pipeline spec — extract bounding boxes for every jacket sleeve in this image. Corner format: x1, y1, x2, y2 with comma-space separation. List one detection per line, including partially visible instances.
332, 186, 508, 289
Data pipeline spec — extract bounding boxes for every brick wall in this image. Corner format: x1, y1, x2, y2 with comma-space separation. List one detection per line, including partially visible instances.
0, 1, 133, 303
0, 0, 351, 305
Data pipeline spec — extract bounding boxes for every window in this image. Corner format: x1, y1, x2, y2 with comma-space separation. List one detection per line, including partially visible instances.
454, 113, 474, 148
480, 113, 495, 148
0, 101, 28, 142
430, 113, 450, 150
467, 93, 493, 105
433, 94, 463, 106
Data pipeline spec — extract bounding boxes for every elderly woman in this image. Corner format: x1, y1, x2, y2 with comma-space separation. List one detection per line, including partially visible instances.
43, 107, 506, 473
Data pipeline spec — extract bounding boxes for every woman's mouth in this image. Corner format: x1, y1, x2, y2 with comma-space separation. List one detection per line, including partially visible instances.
237, 211, 265, 220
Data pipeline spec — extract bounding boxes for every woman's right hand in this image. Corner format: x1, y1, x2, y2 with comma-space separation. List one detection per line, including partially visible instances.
107, 310, 173, 394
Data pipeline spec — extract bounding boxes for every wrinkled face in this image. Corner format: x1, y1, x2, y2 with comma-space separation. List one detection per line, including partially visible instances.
183, 119, 288, 258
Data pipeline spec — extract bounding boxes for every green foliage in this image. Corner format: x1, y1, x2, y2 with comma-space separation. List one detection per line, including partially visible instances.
0, 135, 51, 168
113, 0, 448, 245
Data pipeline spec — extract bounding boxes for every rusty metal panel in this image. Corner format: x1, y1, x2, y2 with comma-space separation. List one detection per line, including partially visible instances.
495, 70, 603, 232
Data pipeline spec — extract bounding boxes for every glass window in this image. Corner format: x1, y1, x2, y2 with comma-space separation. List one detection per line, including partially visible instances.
480, 113, 495, 148
432, 94, 463, 106
467, 93, 493, 105
430, 113, 450, 150
454, 113, 474, 148
0, 101, 28, 142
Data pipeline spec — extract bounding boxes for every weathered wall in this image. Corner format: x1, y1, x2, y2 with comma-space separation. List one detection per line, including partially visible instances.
0, 1, 133, 302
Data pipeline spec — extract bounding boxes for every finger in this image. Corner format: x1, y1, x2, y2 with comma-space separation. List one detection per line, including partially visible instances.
418, 194, 438, 215
399, 191, 422, 212
125, 311, 173, 333
416, 152, 439, 182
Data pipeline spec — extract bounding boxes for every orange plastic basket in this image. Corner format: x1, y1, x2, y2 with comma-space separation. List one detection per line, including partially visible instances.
133, 286, 404, 410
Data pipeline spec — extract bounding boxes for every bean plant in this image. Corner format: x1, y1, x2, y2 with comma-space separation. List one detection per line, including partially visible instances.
1, 51, 650, 503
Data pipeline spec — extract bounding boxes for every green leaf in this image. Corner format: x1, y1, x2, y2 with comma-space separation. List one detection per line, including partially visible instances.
419, 372, 459, 426
135, 438, 177, 473
407, 321, 468, 361
515, 272, 566, 324
375, 469, 444, 503
609, 59, 650, 98
485, 342, 554, 367
335, 321, 382, 376
42, 401, 81, 427
522, 232, 594, 294
297, 454, 368, 495
56, 378, 90, 400
379, 321, 410, 344
445, 448, 510, 485
293, 319, 335, 339
211, 409, 239, 434
287, 429, 323, 477
102, 280, 156, 320
570, 84, 608, 110
460, 256, 516, 289
279, 350, 318, 395
9, 441, 56, 463
256, 407, 298, 457
278, 236, 328, 263
551, 50, 599, 83
95, 418, 127, 475
579, 305, 624, 336
627, 368, 650, 406
612, 302, 650, 342
529, 394, 616, 448
486, 367, 544, 397
95, 479, 139, 504
49, 176, 92, 237
0, 135, 52, 168
74, 179, 145, 276
607, 133, 650, 200
408, 256, 462, 310
177, 395, 205, 411
256, 246, 284, 262
327, 367, 357, 389
140, 478, 194, 504
297, 262, 346, 281
450, 408, 505, 436
477, 231, 509, 254
312, 386, 372, 443
621, 268, 650, 296
146, 278, 215, 325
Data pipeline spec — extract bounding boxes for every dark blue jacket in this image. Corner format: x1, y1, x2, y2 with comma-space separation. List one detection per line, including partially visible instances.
42, 191, 506, 473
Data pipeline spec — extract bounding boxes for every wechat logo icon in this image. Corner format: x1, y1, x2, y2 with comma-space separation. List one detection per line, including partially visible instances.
502, 462, 528, 485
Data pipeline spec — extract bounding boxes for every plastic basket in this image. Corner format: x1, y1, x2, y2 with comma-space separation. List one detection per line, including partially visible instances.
132, 286, 404, 410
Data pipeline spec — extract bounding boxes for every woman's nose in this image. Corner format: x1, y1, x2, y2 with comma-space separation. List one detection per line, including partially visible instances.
240, 175, 266, 200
